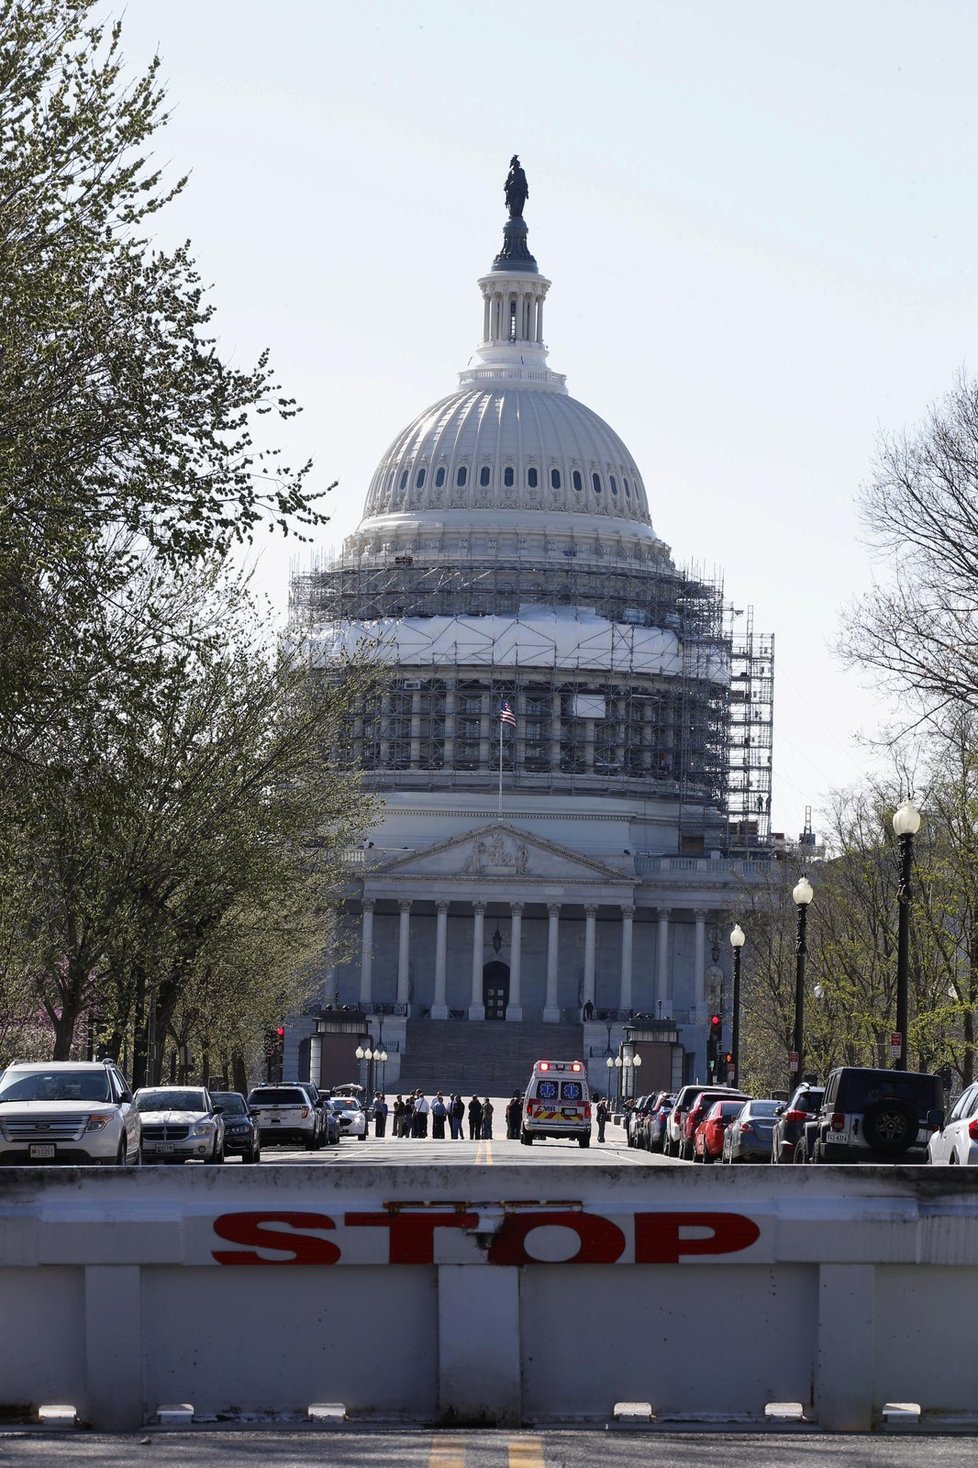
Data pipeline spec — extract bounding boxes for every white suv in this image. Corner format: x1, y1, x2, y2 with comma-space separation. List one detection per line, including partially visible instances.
0, 1060, 141, 1165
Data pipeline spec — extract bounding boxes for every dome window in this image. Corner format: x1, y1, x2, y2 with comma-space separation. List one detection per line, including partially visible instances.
623, 477, 631, 499
479, 466, 491, 487
572, 470, 583, 492
399, 469, 409, 490
551, 469, 561, 490
435, 466, 446, 488
527, 467, 539, 489
610, 475, 618, 496
592, 473, 602, 494
456, 465, 467, 487
504, 467, 515, 488
416, 467, 426, 488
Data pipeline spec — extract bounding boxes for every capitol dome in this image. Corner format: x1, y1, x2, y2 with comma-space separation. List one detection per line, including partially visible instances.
345, 207, 665, 567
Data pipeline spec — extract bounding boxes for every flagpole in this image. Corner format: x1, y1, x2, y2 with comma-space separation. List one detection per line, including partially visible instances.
498, 715, 503, 816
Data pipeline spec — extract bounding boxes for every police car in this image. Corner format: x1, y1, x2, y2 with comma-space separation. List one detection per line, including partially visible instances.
521, 1059, 591, 1148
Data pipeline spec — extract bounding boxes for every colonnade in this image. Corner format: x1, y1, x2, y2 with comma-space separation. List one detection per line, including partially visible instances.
357, 898, 714, 1022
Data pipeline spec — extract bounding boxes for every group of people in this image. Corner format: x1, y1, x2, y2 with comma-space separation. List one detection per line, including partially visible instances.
365, 1091, 519, 1139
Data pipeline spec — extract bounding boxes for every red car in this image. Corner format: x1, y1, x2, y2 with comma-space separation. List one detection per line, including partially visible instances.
693, 1098, 747, 1163
679, 1088, 748, 1159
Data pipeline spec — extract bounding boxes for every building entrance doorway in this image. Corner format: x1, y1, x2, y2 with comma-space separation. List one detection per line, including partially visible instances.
483, 961, 510, 1021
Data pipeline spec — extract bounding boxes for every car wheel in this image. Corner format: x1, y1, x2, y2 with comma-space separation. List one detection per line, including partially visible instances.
862, 1100, 917, 1155
793, 1141, 807, 1163
113, 1138, 127, 1166
520, 1130, 533, 1145
213, 1139, 225, 1164
812, 1140, 824, 1163
578, 1134, 590, 1149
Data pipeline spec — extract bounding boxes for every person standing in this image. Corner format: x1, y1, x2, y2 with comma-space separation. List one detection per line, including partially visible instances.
481, 1097, 494, 1139
450, 1094, 464, 1139
467, 1095, 483, 1141
372, 1092, 388, 1138
414, 1091, 430, 1138
596, 1097, 609, 1143
506, 1092, 522, 1139
392, 1095, 405, 1136
431, 1092, 448, 1139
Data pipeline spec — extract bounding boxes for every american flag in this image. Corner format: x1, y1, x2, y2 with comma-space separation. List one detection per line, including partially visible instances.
499, 700, 517, 729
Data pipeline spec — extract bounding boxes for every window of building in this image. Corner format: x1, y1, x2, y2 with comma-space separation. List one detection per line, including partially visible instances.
623, 477, 631, 499
435, 466, 446, 487
399, 469, 409, 490
416, 467, 426, 488
592, 472, 602, 494
504, 466, 515, 488
527, 467, 538, 488
572, 470, 583, 492
480, 466, 491, 487
610, 475, 618, 496
551, 469, 561, 490
456, 465, 467, 487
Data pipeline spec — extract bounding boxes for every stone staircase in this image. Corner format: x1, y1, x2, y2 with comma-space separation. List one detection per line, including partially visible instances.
396, 1019, 584, 1096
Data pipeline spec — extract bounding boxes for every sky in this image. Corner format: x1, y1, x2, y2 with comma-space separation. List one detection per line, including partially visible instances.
98, 0, 978, 841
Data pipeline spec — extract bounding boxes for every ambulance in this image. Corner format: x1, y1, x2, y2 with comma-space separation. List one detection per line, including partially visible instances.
520, 1059, 591, 1147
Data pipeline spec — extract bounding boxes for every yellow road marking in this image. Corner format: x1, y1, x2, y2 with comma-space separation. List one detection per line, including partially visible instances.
509, 1439, 546, 1468
428, 1436, 466, 1468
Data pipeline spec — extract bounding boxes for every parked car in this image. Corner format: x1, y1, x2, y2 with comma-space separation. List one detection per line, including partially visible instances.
809, 1066, 944, 1163
928, 1081, 978, 1165
0, 1060, 141, 1166
285, 1080, 329, 1147
627, 1095, 655, 1148
771, 1083, 824, 1164
694, 1097, 746, 1163
722, 1098, 781, 1162
135, 1086, 225, 1163
247, 1083, 323, 1149
645, 1093, 676, 1153
665, 1084, 743, 1158
676, 1087, 749, 1160
327, 1095, 367, 1138
210, 1090, 261, 1163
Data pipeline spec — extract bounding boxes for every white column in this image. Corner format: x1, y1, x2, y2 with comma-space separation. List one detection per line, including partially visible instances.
506, 902, 523, 1021
656, 907, 671, 1018
469, 901, 486, 1020
694, 908, 707, 1015
544, 903, 561, 1022
431, 901, 449, 1019
582, 904, 597, 1011
619, 905, 635, 1013
396, 899, 412, 1009
359, 900, 374, 1005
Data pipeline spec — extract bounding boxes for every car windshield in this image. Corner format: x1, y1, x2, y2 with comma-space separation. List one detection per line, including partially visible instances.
331, 1099, 361, 1112
0, 1070, 111, 1103
249, 1088, 306, 1105
136, 1089, 207, 1113
211, 1093, 247, 1115
745, 1100, 781, 1117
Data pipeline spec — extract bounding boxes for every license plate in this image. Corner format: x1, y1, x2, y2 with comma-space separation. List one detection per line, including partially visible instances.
152, 1142, 174, 1153
270, 1118, 281, 1124
30, 1144, 55, 1159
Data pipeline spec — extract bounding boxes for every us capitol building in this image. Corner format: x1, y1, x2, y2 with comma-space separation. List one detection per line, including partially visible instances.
286, 160, 774, 1096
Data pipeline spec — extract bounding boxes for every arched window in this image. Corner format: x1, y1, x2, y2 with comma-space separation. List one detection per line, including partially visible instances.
480, 466, 491, 487
551, 469, 561, 489
527, 467, 538, 488
456, 465, 467, 487
416, 467, 426, 488
504, 466, 515, 488
435, 466, 446, 487
610, 475, 618, 496
592, 472, 602, 494
623, 477, 631, 499
399, 469, 409, 490
572, 470, 583, 492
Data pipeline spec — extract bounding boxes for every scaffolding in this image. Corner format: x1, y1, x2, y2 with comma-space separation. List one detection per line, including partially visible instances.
726, 605, 775, 850
291, 548, 758, 849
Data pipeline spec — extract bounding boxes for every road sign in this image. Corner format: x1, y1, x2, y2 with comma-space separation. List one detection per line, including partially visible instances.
789, 1051, 799, 1071
890, 1031, 902, 1059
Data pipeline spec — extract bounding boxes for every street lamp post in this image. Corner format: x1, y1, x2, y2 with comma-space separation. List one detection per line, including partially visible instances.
614, 1054, 623, 1104
893, 798, 922, 1072
729, 923, 746, 1086
631, 1051, 643, 1099
790, 876, 814, 1092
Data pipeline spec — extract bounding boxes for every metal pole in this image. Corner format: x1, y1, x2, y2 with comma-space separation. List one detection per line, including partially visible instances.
498, 718, 503, 816
731, 945, 741, 1086
895, 830, 913, 1071
791, 901, 808, 1093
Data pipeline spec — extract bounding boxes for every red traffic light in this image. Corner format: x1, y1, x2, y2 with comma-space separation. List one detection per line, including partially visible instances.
709, 1014, 721, 1029
275, 1027, 285, 1039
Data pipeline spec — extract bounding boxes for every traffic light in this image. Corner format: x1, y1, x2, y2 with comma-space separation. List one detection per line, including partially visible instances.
265, 1026, 285, 1082
707, 1014, 721, 1077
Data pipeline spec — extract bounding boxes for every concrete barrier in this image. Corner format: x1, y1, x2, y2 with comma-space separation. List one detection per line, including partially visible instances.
1, 1163, 977, 1431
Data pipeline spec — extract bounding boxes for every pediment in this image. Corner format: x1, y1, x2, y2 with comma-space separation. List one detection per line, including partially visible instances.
372, 822, 626, 884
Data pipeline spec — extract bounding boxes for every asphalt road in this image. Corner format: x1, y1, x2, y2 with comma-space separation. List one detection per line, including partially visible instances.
1, 1428, 975, 1467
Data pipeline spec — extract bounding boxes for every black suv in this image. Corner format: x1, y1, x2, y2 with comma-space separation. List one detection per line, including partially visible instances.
210, 1090, 261, 1164
810, 1066, 944, 1163
771, 1083, 824, 1164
